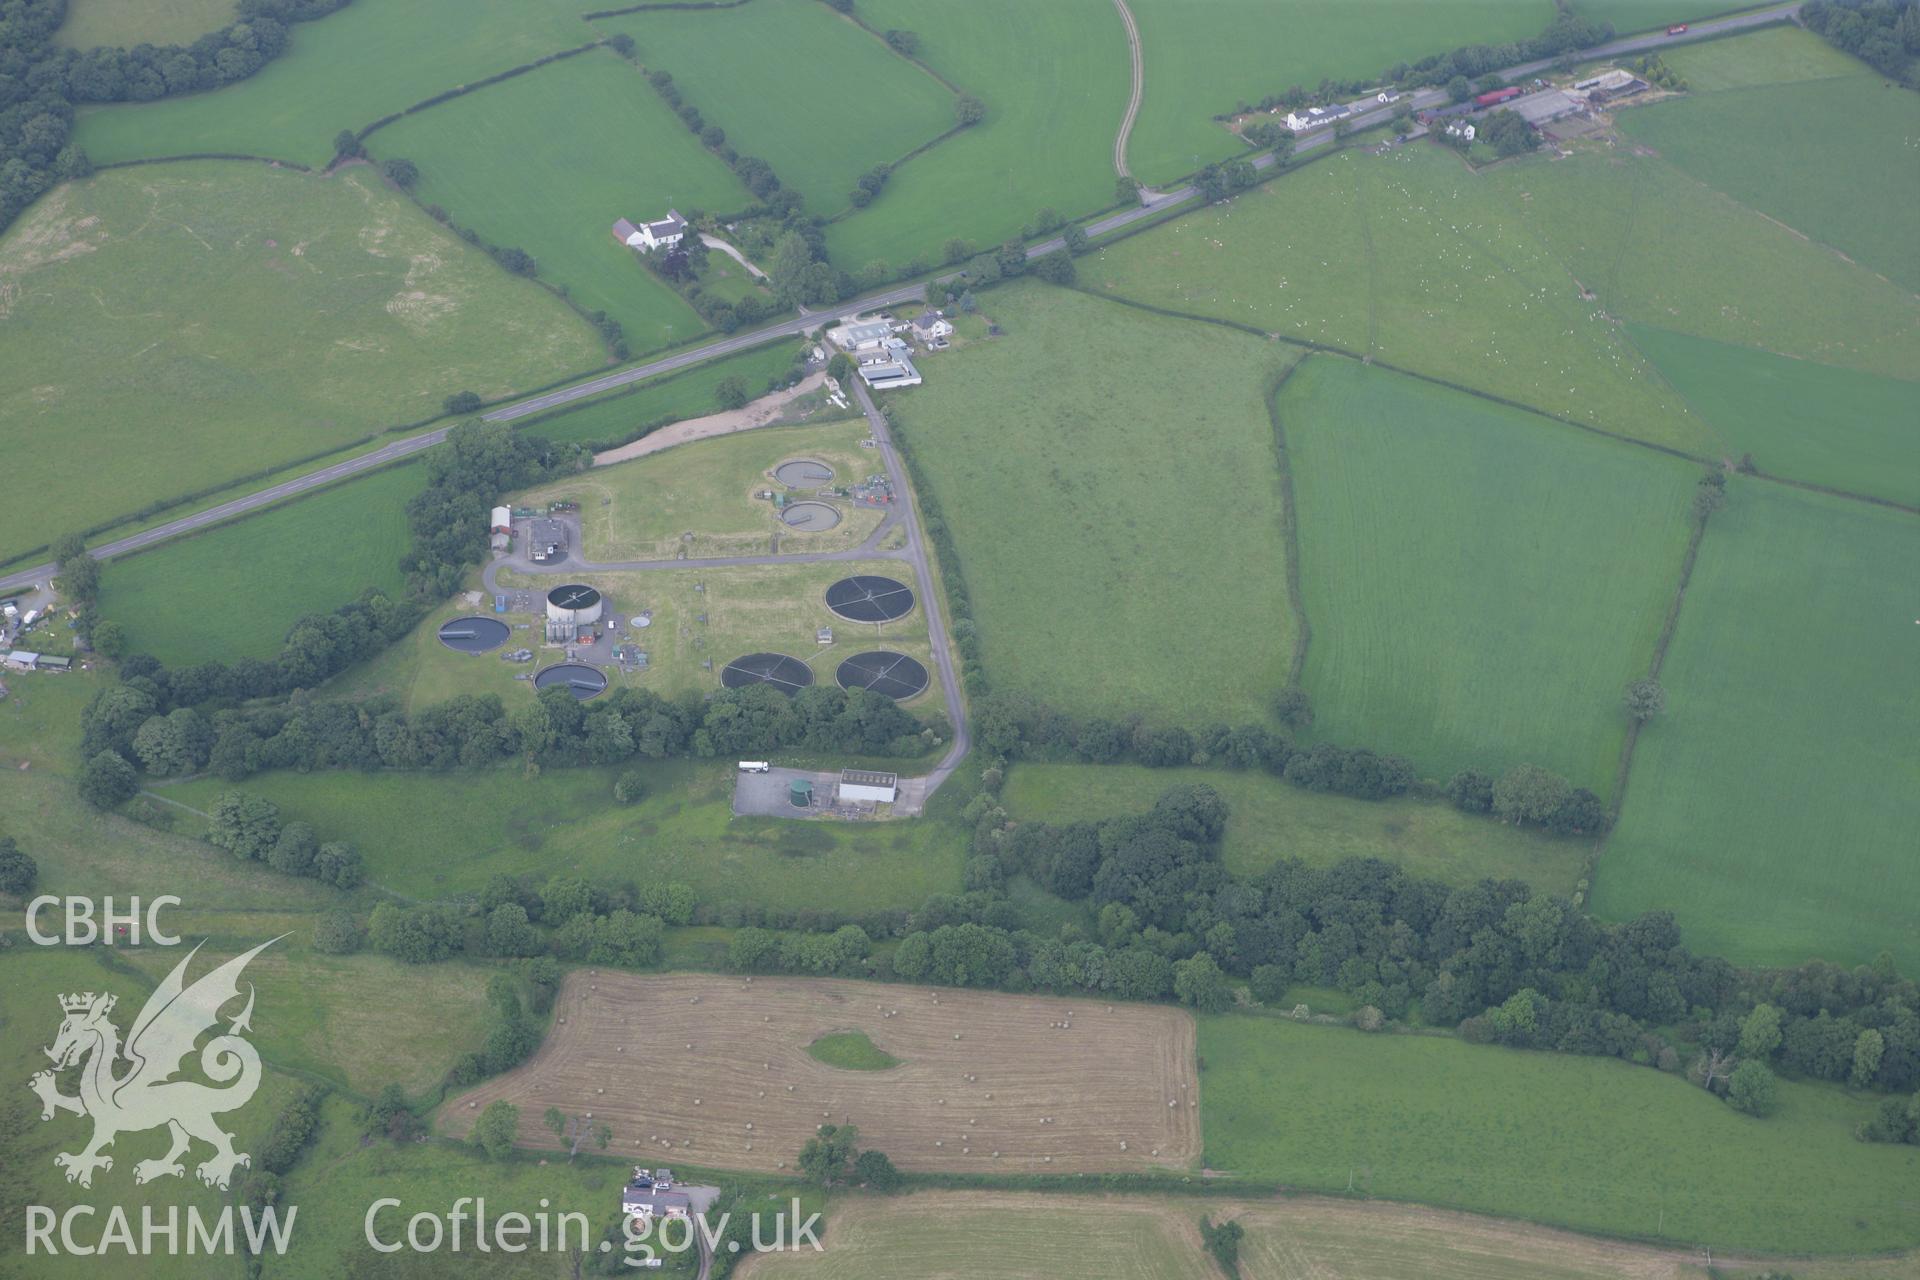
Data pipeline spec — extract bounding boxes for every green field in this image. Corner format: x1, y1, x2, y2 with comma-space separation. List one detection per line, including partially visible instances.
159, 759, 966, 910
0, 947, 308, 1280
1285, 357, 1696, 794
1199, 1014, 1920, 1253
1592, 480, 1920, 972
0, 162, 596, 559
599, 0, 956, 217
1629, 324, 1919, 504
1654, 19, 1867, 90
1003, 762, 1590, 894
521, 340, 805, 448
826, 0, 1126, 270
368, 50, 746, 349
96, 462, 423, 666
1492, 149, 1920, 380
806, 1029, 901, 1071
57, 0, 237, 48
1616, 32, 1920, 292
521, 417, 881, 562
739, 1188, 1920, 1279
1091, 147, 1711, 453
1122, 0, 1553, 183
894, 283, 1298, 725
116, 939, 498, 1097
1571, 0, 1757, 34
71, 0, 589, 168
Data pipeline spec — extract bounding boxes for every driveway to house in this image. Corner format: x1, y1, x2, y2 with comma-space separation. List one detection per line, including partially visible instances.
0, 3, 1797, 605
700, 232, 768, 281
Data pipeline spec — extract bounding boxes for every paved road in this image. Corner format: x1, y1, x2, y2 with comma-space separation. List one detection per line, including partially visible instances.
0, 1, 1798, 603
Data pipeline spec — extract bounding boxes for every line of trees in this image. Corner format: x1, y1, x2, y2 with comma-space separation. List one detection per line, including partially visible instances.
107, 676, 943, 789
1803, 0, 1920, 86
355, 880, 678, 1005
1, 0, 349, 234
0, 835, 37, 894
1386, 2, 1612, 91
203, 790, 364, 886
718, 776, 1919, 1104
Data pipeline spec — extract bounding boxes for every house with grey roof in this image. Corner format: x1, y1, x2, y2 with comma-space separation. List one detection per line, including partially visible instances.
613, 210, 688, 253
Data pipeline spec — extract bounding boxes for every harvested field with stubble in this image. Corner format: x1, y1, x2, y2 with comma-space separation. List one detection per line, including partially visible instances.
441, 972, 1201, 1175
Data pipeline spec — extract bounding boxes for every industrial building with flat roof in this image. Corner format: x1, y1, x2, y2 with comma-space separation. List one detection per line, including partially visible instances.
838, 768, 898, 805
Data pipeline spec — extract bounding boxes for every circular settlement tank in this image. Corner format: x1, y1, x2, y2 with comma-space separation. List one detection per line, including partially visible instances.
545, 583, 604, 626
437, 616, 510, 654
533, 662, 608, 700
780, 501, 842, 531
774, 459, 835, 488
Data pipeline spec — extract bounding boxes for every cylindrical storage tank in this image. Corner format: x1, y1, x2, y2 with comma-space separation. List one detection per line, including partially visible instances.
546, 583, 604, 626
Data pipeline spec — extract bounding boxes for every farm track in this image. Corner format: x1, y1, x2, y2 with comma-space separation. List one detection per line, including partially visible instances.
1111, 0, 1144, 179
0, 5, 1806, 603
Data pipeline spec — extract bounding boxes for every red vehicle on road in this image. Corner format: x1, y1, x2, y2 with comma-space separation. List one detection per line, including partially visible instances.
1667, 23, 1689, 34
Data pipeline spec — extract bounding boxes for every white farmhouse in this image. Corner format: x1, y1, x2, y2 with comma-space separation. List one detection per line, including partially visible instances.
612, 210, 687, 253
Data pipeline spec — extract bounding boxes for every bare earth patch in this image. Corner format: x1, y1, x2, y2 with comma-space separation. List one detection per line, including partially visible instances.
593, 373, 828, 467
441, 972, 1200, 1174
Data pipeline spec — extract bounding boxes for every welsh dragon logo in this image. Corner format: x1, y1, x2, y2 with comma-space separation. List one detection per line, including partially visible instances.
29, 937, 282, 1191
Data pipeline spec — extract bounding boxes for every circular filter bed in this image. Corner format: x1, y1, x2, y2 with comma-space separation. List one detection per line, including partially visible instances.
547, 583, 601, 614
781, 501, 842, 531
533, 662, 608, 700
437, 616, 509, 654
825, 574, 915, 623
775, 459, 835, 488
720, 652, 815, 696
836, 650, 929, 701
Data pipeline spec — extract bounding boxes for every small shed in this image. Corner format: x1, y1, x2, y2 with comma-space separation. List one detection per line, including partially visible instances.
491, 506, 512, 533
788, 779, 815, 807
838, 768, 898, 805
2, 651, 38, 671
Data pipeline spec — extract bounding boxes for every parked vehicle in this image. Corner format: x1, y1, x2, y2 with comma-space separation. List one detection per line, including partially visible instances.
738, 761, 771, 774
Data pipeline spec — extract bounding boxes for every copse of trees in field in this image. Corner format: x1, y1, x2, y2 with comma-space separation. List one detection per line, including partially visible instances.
1803, 0, 1920, 87
0, 0, 349, 233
